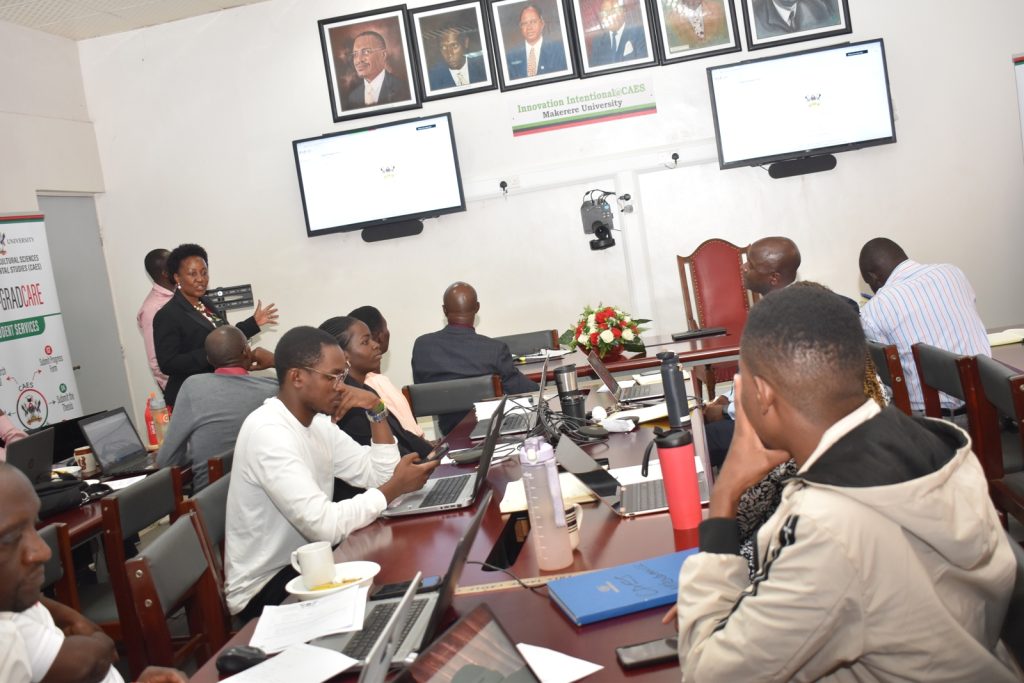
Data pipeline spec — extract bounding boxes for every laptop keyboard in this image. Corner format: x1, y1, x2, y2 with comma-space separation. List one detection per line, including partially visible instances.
621, 384, 658, 401
342, 597, 429, 660
620, 479, 667, 513
419, 474, 470, 508
470, 412, 529, 439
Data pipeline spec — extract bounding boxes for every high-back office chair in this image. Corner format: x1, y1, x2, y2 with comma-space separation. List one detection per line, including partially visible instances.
403, 374, 503, 436
97, 467, 184, 677
40, 522, 79, 610
494, 330, 559, 357
179, 472, 231, 583
912, 342, 973, 421
677, 239, 757, 399
125, 511, 229, 669
866, 341, 912, 415
206, 449, 234, 485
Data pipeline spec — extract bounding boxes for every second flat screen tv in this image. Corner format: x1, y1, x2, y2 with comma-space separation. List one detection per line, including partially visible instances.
293, 112, 465, 237
707, 38, 896, 170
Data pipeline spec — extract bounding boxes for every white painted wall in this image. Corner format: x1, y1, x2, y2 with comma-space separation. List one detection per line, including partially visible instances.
8, 0, 1023, 425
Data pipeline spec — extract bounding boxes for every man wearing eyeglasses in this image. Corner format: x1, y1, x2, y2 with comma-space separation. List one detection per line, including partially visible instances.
345, 30, 410, 109
225, 326, 440, 621
506, 3, 566, 80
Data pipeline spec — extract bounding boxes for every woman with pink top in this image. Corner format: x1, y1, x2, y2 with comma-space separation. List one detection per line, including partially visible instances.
0, 409, 28, 462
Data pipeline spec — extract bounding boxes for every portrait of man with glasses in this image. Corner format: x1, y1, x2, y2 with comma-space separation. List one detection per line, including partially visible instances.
344, 30, 411, 109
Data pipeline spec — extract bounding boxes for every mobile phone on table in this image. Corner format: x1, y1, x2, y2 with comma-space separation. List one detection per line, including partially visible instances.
372, 575, 442, 599
616, 637, 679, 670
417, 443, 450, 464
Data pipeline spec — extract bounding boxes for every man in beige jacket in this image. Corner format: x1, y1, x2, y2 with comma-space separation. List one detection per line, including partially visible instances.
675, 285, 1019, 681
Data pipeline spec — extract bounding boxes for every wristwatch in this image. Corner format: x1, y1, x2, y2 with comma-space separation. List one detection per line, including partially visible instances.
366, 401, 389, 424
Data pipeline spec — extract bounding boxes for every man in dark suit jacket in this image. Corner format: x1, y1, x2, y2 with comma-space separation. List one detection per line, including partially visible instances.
589, 0, 648, 66
427, 27, 487, 90
751, 0, 839, 39
412, 282, 538, 434
345, 30, 410, 109
506, 4, 567, 80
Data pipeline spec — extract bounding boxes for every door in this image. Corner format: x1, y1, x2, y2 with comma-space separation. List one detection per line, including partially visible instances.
38, 195, 132, 415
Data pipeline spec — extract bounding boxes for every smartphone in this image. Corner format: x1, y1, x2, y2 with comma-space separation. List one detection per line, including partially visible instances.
372, 575, 442, 599
615, 637, 679, 670
417, 443, 451, 464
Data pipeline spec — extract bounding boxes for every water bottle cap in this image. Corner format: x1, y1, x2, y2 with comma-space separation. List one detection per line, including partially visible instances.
655, 428, 692, 448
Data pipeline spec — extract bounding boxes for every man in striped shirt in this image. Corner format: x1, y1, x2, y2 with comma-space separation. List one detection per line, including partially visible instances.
859, 238, 990, 412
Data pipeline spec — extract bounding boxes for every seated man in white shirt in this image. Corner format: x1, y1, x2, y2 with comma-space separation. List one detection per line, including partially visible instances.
0, 463, 185, 683
225, 326, 440, 621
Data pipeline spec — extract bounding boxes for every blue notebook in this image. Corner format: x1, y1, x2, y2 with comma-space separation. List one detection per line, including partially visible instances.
547, 549, 698, 626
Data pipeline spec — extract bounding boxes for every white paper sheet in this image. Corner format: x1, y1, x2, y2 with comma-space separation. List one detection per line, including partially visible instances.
988, 329, 1024, 347
222, 643, 356, 683
499, 472, 597, 513
104, 475, 147, 491
249, 585, 369, 654
474, 396, 533, 420
516, 643, 603, 683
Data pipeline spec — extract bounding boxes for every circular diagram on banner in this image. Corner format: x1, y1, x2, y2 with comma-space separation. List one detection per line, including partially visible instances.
16, 388, 48, 429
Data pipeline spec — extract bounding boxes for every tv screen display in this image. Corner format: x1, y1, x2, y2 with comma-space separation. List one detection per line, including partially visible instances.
293, 112, 465, 237
707, 38, 896, 169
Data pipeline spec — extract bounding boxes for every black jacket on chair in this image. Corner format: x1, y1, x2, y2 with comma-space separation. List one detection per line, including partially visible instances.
153, 290, 259, 406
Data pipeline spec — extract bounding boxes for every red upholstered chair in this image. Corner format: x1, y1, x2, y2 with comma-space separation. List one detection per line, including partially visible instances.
677, 239, 758, 399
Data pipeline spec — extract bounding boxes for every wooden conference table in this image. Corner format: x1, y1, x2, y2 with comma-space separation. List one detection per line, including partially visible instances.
191, 394, 695, 682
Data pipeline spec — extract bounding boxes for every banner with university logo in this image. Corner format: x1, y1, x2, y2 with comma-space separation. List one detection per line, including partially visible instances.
510, 74, 656, 136
0, 214, 82, 429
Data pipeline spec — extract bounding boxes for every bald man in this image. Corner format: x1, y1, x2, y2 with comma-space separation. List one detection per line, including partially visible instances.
157, 325, 277, 490
412, 282, 538, 434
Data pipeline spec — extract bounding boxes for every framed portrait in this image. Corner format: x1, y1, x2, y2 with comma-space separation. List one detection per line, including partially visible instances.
741, 0, 851, 50
652, 0, 741, 64
318, 6, 422, 122
569, 0, 658, 77
411, 1, 497, 101
488, 0, 578, 91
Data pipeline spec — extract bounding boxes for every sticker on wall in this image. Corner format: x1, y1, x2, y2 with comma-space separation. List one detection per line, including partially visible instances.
509, 73, 656, 136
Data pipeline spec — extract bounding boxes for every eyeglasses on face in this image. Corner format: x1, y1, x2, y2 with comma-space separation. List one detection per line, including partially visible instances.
350, 47, 385, 59
302, 363, 350, 387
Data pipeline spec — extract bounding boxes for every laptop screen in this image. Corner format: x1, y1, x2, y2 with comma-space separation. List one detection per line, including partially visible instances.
397, 603, 538, 683
79, 409, 147, 468
49, 411, 105, 463
585, 351, 620, 394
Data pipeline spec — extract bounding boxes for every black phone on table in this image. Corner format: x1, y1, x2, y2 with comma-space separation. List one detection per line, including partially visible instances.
616, 637, 679, 670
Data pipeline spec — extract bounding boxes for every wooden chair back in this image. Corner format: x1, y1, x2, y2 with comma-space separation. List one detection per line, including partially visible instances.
866, 341, 912, 414
125, 511, 228, 669
206, 449, 234, 485
39, 522, 79, 610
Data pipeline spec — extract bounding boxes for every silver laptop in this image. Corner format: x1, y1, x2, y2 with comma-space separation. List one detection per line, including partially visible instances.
79, 408, 155, 478
383, 398, 505, 518
586, 351, 665, 403
314, 490, 493, 665
469, 359, 548, 440
357, 573, 423, 683
394, 603, 540, 683
7, 428, 56, 485
555, 431, 710, 517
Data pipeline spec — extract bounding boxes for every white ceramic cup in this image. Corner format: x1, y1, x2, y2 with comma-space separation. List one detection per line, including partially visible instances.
290, 541, 335, 590
73, 447, 99, 474
565, 503, 584, 550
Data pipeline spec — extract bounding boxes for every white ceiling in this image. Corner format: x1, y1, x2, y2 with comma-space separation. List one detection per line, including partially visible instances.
0, 0, 272, 41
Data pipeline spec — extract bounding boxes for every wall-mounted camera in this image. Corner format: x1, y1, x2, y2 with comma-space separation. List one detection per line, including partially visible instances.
581, 189, 623, 251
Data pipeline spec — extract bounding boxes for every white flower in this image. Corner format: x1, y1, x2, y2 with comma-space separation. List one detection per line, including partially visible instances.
577, 333, 588, 345
599, 329, 615, 344
622, 316, 631, 323
587, 313, 596, 326
622, 328, 635, 341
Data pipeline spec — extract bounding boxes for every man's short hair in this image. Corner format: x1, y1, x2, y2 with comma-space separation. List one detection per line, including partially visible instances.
519, 3, 543, 21
273, 326, 339, 385
348, 306, 385, 336
354, 30, 387, 50
741, 285, 866, 417
143, 249, 168, 280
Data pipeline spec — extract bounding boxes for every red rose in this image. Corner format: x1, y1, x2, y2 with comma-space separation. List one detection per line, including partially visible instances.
595, 311, 607, 324
590, 332, 599, 346
612, 328, 622, 338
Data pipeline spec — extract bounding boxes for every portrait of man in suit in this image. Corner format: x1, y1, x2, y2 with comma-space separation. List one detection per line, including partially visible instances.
503, 2, 569, 81
750, 0, 841, 39
658, 0, 734, 57
587, 0, 649, 67
427, 26, 487, 91
345, 30, 411, 109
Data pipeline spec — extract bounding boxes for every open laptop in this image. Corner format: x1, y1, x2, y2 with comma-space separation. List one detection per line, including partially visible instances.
79, 408, 156, 478
586, 351, 665, 403
383, 398, 505, 518
394, 603, 539, 683
555, 429, 710, 517
48, 411, 105, 464
357, 573, 424, 683
469, 359, 548, 440
314, 490, 493, 666
7, 428, 56, 485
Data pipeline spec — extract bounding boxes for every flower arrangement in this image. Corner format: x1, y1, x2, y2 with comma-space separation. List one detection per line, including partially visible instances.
559, 305, 650, 361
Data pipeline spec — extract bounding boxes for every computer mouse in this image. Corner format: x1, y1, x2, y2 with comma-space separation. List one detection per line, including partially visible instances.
215, 645, 267, 675
450, 447, 484, 465
83, 483, 112, 500
578, 424, 609, 438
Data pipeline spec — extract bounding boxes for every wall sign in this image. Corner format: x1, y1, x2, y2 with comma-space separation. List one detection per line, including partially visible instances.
510, 73, 656, 136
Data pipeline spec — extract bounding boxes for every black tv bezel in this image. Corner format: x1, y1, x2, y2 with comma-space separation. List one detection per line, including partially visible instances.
292, 111, 467, 238
706, 38, 896, 170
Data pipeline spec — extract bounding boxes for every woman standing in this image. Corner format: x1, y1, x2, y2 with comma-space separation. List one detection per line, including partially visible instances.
154, 243, 277, 406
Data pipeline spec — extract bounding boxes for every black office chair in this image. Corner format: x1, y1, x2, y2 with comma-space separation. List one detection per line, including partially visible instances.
494, 329, 559, 357
866, 341, 912, 414
179, 472, 231, 583
40, 522, 79, 610
403, 374, 503, 436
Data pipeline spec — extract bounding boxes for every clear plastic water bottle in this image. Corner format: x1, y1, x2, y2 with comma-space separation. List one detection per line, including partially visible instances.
520, 437, 573, 571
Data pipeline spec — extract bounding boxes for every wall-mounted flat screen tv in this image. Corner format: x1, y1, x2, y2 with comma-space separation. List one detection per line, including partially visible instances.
707, 38, 896, 170
293, 112, 465, 237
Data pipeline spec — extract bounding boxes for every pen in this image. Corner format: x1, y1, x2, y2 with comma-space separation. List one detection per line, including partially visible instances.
860, 292, 873, 301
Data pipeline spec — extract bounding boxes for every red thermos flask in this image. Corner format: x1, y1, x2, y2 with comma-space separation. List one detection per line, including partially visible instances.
655, 429, 702, 530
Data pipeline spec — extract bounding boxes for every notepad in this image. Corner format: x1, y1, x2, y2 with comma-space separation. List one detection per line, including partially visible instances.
988, 329, 1024, 347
